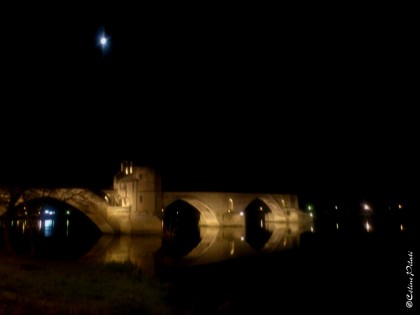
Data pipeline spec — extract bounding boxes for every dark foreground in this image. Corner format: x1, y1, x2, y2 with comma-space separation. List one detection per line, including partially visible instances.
0, 257, 170, 315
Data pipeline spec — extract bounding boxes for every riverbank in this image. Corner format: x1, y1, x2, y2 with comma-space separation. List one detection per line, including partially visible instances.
0, 255, 170, 315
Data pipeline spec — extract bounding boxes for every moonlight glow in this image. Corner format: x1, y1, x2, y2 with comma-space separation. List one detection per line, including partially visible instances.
100, 36, 107, 46
97, 29, 110, 54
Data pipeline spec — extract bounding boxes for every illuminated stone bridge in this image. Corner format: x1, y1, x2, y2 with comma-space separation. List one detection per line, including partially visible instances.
163, 192, 305, 226
0, 163, 311, 234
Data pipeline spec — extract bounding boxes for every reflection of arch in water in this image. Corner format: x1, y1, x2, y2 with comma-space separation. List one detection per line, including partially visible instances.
164, 198, 219, 226
262, 222, 290, 251
181, 224, 302, 264
181, 227, 247, 265
81, 235, 162, 277
244, 199, 274, 250
184, 227, 220, 259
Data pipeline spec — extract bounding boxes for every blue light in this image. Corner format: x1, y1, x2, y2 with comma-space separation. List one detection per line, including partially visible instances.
97, 28, 110, 54
44, 219, 53, 237
100, 36, 107, 46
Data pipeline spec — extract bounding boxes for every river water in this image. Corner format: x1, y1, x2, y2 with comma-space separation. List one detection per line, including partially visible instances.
0, 203, 417, 313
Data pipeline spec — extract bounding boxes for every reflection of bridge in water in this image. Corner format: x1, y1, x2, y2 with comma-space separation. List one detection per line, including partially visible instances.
82, 223, 309, 276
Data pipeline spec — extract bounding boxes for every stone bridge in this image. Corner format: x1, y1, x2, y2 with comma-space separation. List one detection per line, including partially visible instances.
163, 192, 305, 226
0, 164, 312, 234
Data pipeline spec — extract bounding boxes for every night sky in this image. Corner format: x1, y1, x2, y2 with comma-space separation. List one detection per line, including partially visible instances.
1, 4, 416, 203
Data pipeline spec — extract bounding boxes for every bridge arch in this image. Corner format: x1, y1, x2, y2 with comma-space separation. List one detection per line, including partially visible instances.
14, 189, 114, 233
14, 196, 104, 234
243, 199, 272, 249
164, 198, 219, 226
59, 198, 113, 233
250, 196, 289, 223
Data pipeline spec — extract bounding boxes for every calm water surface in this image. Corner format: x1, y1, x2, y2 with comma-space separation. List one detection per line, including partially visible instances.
0, 201, 417, 313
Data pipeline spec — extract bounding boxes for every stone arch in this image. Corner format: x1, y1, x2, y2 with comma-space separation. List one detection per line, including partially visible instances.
243, 198, 273, 250
14, 189, 114, 234
164, 198, 219, 226
62, 199, 114, 233
253, 196, 288, 223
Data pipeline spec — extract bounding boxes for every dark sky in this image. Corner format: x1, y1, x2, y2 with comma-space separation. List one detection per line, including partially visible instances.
0, 4, 417, 200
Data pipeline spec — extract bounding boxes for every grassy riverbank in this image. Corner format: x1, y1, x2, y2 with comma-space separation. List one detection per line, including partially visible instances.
0, 256, 170, 315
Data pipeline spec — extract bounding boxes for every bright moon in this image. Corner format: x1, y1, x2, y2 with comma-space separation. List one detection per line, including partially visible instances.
100, 36, 107, 46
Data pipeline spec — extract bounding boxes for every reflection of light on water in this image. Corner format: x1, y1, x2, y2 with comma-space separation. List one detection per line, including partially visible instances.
260, 220, 263, 228
365, 221, 371, 232
336, 223, 339, 230
38, 220, 42, 230
400, 224, 404, 231
44, 219, 54, 237
229, 241, 235, 256
66, 219, 70, 236
310, 226, 314, 233
84, 224, 304, 272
